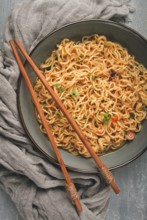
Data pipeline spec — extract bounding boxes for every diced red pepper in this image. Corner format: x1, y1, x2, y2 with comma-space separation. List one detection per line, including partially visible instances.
112, 117, 118, 123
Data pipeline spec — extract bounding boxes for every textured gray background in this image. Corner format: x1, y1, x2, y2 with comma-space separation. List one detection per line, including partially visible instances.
0, 0, 147, 220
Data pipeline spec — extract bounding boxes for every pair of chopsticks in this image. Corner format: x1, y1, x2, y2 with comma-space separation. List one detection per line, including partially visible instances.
10, 39, 82, 213
10, 39, 120, 212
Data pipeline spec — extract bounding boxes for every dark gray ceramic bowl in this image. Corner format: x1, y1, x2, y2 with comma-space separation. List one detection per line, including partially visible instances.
18, 19, 147, 173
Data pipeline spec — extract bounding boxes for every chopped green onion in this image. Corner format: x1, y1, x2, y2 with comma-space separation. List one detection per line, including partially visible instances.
88, 71, 93, 75
70, 89, 78, 97
60, 86, 65, 92
80, 53, 85, 58
71, 67, 75, 71
103, 112, 110, 125
77, 54, 85, 63
55, 83, 65, 92
55, 83, 61, 88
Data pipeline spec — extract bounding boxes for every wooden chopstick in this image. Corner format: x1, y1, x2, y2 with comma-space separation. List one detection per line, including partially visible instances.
9, 40, 82, 213
12, 39, 120, 194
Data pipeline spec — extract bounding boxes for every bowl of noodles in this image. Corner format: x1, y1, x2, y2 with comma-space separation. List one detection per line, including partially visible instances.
18, 19, 147, 172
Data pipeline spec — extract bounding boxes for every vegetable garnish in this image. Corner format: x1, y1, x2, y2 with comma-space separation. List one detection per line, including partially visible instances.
59, 87, 65, 92
80, 53, 85, 59
125, 131, 135, 140
70, 89, 79, 97
71, 67, 75, 71
55, 83, 61, 88
55, 83, 65, 92
88, 71, 93, 75
112, 117, 118, 123
103, 112, 111, 125
77, 54, 85, 63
